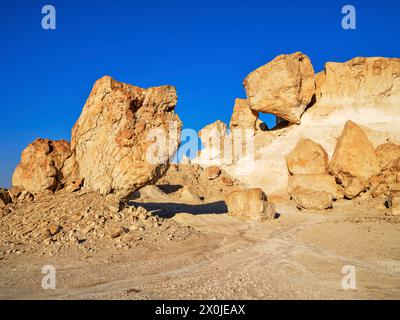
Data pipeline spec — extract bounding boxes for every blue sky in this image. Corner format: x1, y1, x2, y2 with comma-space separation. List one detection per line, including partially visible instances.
1, 0, 400, 187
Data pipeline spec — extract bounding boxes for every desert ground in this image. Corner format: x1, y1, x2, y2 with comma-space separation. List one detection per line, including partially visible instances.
1, 184, 399, 300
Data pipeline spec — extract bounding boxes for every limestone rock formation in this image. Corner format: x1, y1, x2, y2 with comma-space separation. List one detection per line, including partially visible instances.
229, 98, 258, 132
315, 57, 400, 108
71, 76, 182, 198
291, 189, 333, 210
225, 188, 275, 221
224, 56, 400, 196
12, 139, 76, 194
243, 52, 315, 124
287, 174, 342, 200
286, 138, 329, 175
330, 121, 380, 187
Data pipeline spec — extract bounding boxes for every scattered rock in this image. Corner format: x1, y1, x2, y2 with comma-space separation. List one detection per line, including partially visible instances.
330, 121, 380, 186
243, 52, 315, 124
286, 138, 329, 175
48, 224, 62, 236
106, 194, 122, 213
225, 188, 276, 221
0, 189, 11, 207
221, 176, 234, 187
18, 191, 34, 203
109, 226, 128, 239
205, 166, 221, 180
71, 76, 182, 198
66, 178, 84, 192
291, 189, 333, 210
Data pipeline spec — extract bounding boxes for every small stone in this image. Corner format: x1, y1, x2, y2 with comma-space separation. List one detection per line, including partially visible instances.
0, 188, 12, 208
222, 176, 234, 186
205, 166, 221, 180
109, 226, 127, 239
48, 224, 62, 236
18, 191, 34, 203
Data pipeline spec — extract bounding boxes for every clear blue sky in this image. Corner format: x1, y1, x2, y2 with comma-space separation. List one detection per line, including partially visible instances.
1, 0, 400, 187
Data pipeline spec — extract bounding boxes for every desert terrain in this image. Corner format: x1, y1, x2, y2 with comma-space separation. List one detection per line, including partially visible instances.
1, 168, 400, 300
1, 53, 400, 300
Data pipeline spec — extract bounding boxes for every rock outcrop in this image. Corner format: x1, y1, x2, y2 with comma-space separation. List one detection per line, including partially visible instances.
229, 98, 258, 133
330, 121, 380, 187
12, 139, 77, 194
315, 57, 400, 108
286, 138, 329, 175
225, 188, 275, 221
71, 76, 182, 198
243, 52, 315, 124
224, 56, 400, 196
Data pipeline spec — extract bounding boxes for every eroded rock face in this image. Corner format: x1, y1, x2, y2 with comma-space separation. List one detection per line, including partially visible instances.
12, 139, 76, 194
288, 174, 342, 200
225, 188, 275, 221
330, 121, 380, 186
286, 138, 329, 175
229, 98, 258, 132
71, 76, 182, 198
315, 57, 400, 107
243, 52, 315, 124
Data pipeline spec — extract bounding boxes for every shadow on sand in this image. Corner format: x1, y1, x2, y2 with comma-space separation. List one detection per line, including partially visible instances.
128, 200, 228, 218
